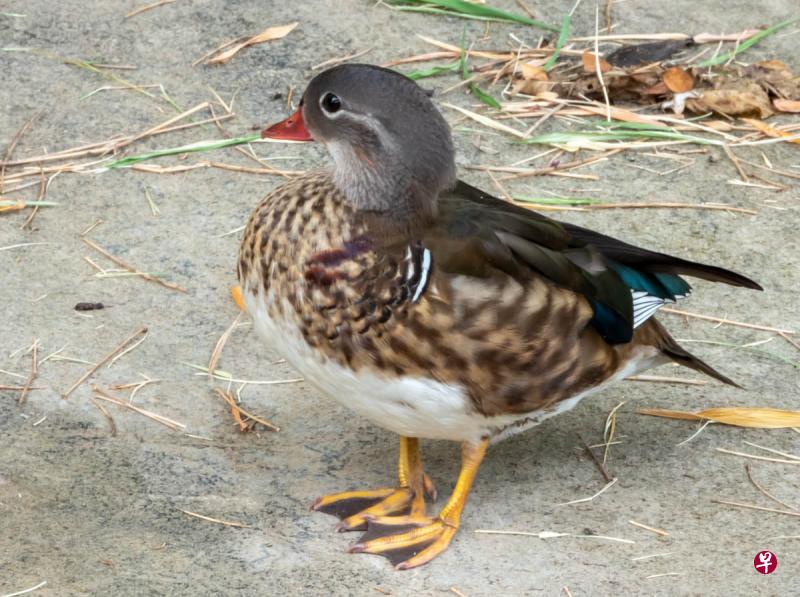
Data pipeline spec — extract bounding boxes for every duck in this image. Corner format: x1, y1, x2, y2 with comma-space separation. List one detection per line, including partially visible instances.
237, 63, 761, 569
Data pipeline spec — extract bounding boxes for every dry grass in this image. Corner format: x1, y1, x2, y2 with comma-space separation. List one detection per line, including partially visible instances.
176, 508, 250, 528
61, 327, 148, 399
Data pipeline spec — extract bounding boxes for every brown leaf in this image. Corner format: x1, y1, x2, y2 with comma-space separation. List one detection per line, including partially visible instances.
512, 63, 551, 96
742, 118, 800, 144
581, 51, 612, 73
511, 78, 553, 96
663, 66, 694, 93
207, 22, 299, 65
747, 60, 800, 100
519, 63, 548, 81
686, 82, 773, 119
640, 81, 669, 95
702, 120, 734, 132
774, 98, 800, 113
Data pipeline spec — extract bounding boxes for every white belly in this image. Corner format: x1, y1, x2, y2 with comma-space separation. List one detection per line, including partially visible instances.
244, 287, 644, 443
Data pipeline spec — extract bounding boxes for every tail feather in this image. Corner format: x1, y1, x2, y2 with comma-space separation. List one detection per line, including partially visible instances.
563, 222, 763, 291
643, 317, 742, 388
662, 343, 742, 388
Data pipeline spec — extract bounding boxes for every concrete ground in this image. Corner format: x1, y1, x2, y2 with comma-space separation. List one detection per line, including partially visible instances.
1, 1, 799, 595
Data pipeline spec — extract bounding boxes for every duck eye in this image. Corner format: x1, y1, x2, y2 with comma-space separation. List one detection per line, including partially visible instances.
321, 93, 341, 114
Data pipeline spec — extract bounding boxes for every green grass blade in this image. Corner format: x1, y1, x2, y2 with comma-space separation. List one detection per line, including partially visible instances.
406, 61, 461, 80
389, 0, 557, 31
696, 18, 798, 67
457, 28, 500, 109
106, 134, 261, 169
468, 83, 501, 108
521, 126, 723, 146
543, 13, 572, 70
391, 4, 522, 24
0, 200, 59, 207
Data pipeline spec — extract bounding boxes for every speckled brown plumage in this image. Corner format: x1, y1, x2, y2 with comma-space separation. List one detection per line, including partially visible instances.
239, 170, 674, 421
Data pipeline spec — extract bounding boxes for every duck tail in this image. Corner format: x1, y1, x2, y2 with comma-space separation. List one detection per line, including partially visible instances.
647, 318, 742, 388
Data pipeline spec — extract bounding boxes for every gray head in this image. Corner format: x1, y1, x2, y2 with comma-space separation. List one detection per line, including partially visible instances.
264, 64, 456, 219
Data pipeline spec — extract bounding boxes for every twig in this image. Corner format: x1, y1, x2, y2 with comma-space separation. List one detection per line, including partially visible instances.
474, 529, 634, 544
716, 448, 800, 465
177, 508, 250, 528
631, 552, 673, 561
208, 314, 242, 384
466, 152, 618, 181
628, 520, 669, 536
593, 4, 611, 121
89, 397, 117, 436
745, 465, 798, 512
312, 47, 373, 70
125, 0, 176, 18
1, 111, 42, 193
603, 401, 625, 466
61, 327, 148, 399
676, 419, 713, 447
213, 387, 280, 432
604, 0, 613, 33
0, 581, 48, 597
82, 238, 186, 293
779, 332, 800, 352
17, 338, 38, 406
659, 308, 794, 335
93, 387, 185, 431
722, 145, 749, 183
109, 329, 148, 367
743, 440, 800, 462
558, 477, 617, 506
712, 499, 800, 518
579, 434, 613, 482
530, 202, 756, 214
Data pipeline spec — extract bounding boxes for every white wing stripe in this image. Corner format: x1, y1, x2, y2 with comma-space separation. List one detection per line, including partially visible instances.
412, 248, 432, 303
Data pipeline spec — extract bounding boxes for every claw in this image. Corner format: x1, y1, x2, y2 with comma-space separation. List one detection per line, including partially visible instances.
423, 472, 438, 502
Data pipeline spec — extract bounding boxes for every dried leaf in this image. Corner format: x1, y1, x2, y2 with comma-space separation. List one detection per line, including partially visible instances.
639, 407, 800, 428
702, 120, 735, 132
663, 66, 694, 93
742, 118, 800, 144
641, 81, 669, 95
774, 98, 800, 112
512, 65, 552, 96
520, 63, 548, 81
686, 82, 773, 118
581, 51, 612, 73
207, 22, 298, 65
747, 60, 800, 100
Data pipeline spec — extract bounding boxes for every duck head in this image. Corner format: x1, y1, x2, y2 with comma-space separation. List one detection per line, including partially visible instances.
263, 64, 456, 219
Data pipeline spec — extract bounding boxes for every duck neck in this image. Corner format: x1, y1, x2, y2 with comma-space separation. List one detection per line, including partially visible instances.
329, 139, 454, 224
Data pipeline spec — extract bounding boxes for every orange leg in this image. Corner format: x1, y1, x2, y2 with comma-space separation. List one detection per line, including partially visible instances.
351, 438, 488, 569
311, 437, 436, 531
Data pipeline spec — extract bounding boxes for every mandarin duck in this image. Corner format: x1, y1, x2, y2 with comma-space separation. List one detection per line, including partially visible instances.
237, 64, 761, 569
